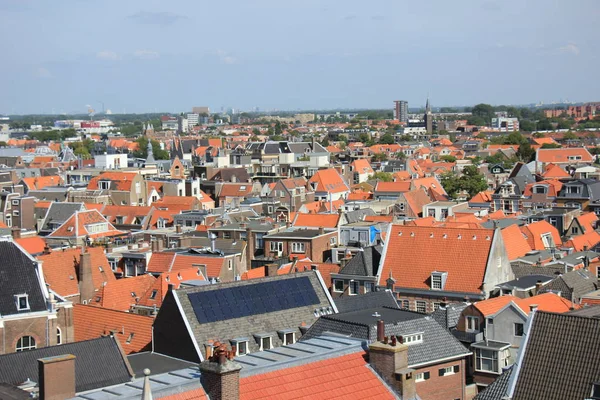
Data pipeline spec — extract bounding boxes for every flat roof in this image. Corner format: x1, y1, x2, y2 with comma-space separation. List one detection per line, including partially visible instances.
325, 306, 422, 326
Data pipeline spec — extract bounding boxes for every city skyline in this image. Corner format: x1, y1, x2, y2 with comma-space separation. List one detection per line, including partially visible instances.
2, 0, 599, 114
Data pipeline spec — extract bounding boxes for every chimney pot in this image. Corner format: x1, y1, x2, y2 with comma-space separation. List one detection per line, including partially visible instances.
529, 304, 538, 312
377, 320, 385, 342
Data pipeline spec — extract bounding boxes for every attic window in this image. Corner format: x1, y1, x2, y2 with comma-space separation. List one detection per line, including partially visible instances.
431, 271, 447, 290
402, 333, 423, 345
67, 227, 74, 232
98, 266, 104, 272
130, 292, 136, 297
240, 185, 247, 191
590, 382, 600, 399
149, 290, 158, 300
15, 294, 29, 311
126, 333, 134, 344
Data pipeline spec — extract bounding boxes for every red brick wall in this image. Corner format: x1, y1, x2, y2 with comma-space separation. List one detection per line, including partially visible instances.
0, 316, 48, 355
416, 358, 467, 400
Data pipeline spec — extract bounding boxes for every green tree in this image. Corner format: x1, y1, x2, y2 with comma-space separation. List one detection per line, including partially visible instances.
440, 165, 488, 199
379, 133, 395, 144
520, 120, 537, 132
562, 131, 578, 140
467, 116, 486, 126
358, 133, 371, 143
471, 104, 495, 125
372, 153, 388, 162
133, 137, 169, 160
536, 119, 554, 131
557, 119, 574, 130
369, 172, 394, 182
516, 142, 535, 162
252, 128, 261, 136
541, 143, 561, 149
440, 155, 457, 163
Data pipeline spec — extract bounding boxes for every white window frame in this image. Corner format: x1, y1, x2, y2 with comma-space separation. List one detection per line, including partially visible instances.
416, 300, 427, 313
259, 336, 272, 351
364, 282, 374, 293
236, 340, 249, 356
56, 327, 62, 345
333, 279, 344, 293
440, 366, 455, 376
514, 322, 524, 337
466, 316, 480, 332
291, 242, 305, 253
349, 280, 360, 295
284, 332, 296, 346
475, 348, 499, 374
431, 274, 442, 290
15, 294, 30, 311
15, 336, 36, 352
269, 241, 283, 253
400, 300, 410, 310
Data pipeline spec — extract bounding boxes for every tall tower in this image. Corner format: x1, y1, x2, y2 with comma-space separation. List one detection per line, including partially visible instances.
424, 97, 433, 134
393, 100, 408, 123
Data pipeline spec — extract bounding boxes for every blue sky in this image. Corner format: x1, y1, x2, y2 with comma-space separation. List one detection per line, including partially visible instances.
2, 0, 599, 114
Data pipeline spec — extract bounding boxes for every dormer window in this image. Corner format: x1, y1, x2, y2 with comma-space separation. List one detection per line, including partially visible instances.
533, 185, 547, 194
431, 271, 447, 290
98, 181, 110, 190
15, 294, 29, 311
567, 185, 582, 194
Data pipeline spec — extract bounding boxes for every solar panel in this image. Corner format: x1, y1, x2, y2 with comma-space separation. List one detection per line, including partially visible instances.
187, 276, 321, 324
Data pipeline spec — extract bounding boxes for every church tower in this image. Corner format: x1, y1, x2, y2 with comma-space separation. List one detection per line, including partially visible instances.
424, 97, 433, 134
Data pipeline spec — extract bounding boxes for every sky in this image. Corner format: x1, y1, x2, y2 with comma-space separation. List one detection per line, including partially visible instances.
2, 0, 599, 114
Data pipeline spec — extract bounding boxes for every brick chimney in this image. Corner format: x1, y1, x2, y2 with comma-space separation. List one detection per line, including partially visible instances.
38, 354, 76, 400
11, 227, 21, 240
199, 343, 242, 400
245, 227, 254, 268
368, 322, 417, 400
265, 263, 279, 277
78, 249, 94, 304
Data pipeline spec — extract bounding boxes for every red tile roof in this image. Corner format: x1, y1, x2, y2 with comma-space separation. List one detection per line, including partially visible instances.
379, 225, 495, 293
87, 171, 140, 191
15, 236, 47, 255
21, 175, 63, 190
147, 252, 223, 278
158, 388, 207, 400
137, 267, 206, 309
469, 191, 493, 204
519, 221, 562, 250
523, 179, 563, 197
474, 292, 577, 317
239, 351, 395, 400
575, 212, 599, 233
293, 213, 340, 228
541, 163, 571, 179
351, 159, 374, 175
537, 148, 593, 163
501, 224, 533, 261
92, 274, 156, 311
374, 181, 411, 193
218, 183, 254, 199
73, 304, 153, 354
48, 209, 125, 239
308, 169, 349, 194
37, 247, 116, 298
564, 230, 600, 252
102, 205, 152, 225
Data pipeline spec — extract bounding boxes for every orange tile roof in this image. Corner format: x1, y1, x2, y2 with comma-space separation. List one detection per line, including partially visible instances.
37, 247, 116, 298
15, 236, 47, 255
403, 189, 433, 216
379, 225, 495, 293
537, 147, 593, 163
532, 137, 559, 146
347, 190, 373, 201
575, 212, 599, 233
87, 172, 140, 191
308, 168, 349, 194
541, 163, 571, 179
293, 213, 340, 228
137, 267, 206, 309
374, 181, 411, 193
470, 191, 493, 204
500, 224, 532, 261
34, 200, 52, 209
564, 230, 600, 252
73, 304, 153, 354
147, 181, 164, 193
523, 179, 563, 197
92, 274, 156, 311
392, 171, 411, 181
474, 295, 518, 317
21, 175, 63, 190
158, 387, 207, 400
240, 351, 394, 400
326, 145, 343, 153
411, 177, 447, 196
218, 183, 254, 198
520, 220, 562, 250
147, 209, 177, 229
364, 215, 394, 223
351, 159, 374, 175
147, 252, 223, 278
474, 293, 577, 317
48, 209, 125, 239
102, 205, 152, 225
368, 144, 401, 154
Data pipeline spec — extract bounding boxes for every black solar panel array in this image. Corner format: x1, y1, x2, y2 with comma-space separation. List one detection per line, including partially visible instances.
187, 276, 320, 323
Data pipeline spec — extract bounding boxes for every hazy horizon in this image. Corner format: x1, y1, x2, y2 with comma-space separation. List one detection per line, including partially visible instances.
2, 0, 599, 115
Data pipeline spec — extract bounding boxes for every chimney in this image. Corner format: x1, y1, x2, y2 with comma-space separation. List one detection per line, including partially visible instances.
529, 304, 538, 312
78, 249, 94, 304
265, 263, 279, 277
210, 233, 217, 252
368, 326, 416, 400
318, 226, 325, 236
38, 354, 76, 400
151, 240, 157, 253
157, 237, 165, 252
43, 244, 51, 255
310, 264, 318, 271
535, 280, 544, 294
199, 344, 242, 400
245, 227, 254, 268
11, 227, 21, 240
176, 224, 182, 234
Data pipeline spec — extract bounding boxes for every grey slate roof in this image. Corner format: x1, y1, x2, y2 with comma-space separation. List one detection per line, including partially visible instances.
39, 202, 86, 232
345, 208, 376, 223
0, 240, 47, 316
303, 307, 471, 367
127, 353, 196, 377
538, 268, 598, 301
510, 311, 600, 400
496, 274, 553, 291
431, 303, 468, 329
0, 337, 133, 393
338, 246, 381, 276
473, 366, 514, 400
510, 261, 568, 279
334, 290, 398, 314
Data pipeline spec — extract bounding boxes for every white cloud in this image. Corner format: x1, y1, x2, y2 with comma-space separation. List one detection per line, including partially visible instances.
96, 50, 119, 60
34, 67, 52, 79
134, 49, 160, 59
216, 49, 238, 65
558, 42, 580, 56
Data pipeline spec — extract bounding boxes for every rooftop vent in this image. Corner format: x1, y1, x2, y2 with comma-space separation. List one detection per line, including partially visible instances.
372, 311, 381, 318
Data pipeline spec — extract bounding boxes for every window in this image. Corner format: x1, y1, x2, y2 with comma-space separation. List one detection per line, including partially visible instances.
330, 237, 337, 245
260, 337, 272, 351
98, 181, 110, 190
150, 290, 158, 300
572, 226, 579, 234
514, 323, 524, 337
223, 232, 231, 239
433, 302, 441, 311
475, 348, 499, 373
533, 186, 547, 194
349, 281, 360, 295
16, 336, 36, 352
567, 185, 581, 194
541, 233, 555, 249
56, 328, 62, 345
284, 332, 295, 345
364, 282, 375, 293
487, 318, 494, 325
416, 301, 427, 313
15, 294, 29, 311
431, 274, 442, 290
269, 241, 283, 253
291, 242, 305, 253
415, 372, 430, 382
333, 279, 344, 292
439, 365, 459, 376
228, 259, 233, 270
466, 316, 480, 332
12, 210, 19, 216
235, 341, 248, 356
400, 300, 410, 310
403, 333, 423, 345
